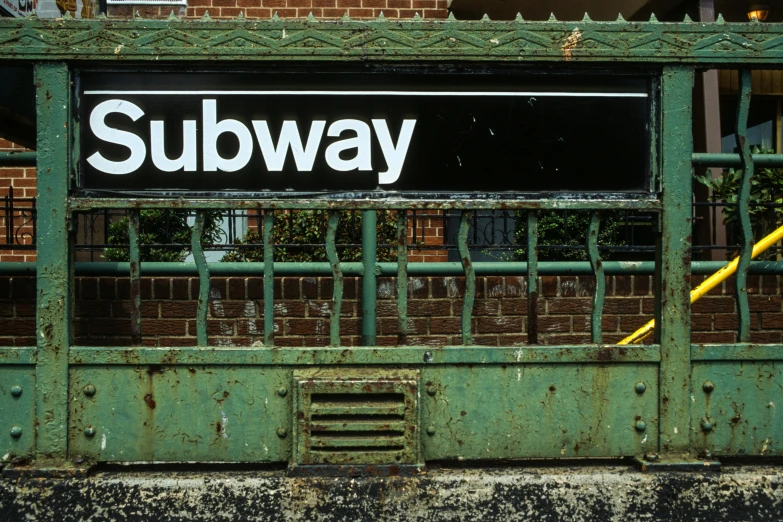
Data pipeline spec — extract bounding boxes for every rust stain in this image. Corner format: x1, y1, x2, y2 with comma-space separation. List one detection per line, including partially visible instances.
562, 28, 583, 61
143, 393, 156, 409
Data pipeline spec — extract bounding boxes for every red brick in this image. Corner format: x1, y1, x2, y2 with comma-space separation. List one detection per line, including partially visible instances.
761, 314, 783, 329
408, 300, 451, 316
161, 301, 198, 318
691, 332, 736, 344
692, 298, 734, 314
749, 295, 782, 312
429, 317, 461, 334
143, 319, 187, 336
547, 299, 591, 315
538, 316, 570, 334
477, 317, 523, 334
603, 298, 641, 315
111, 301, 159, 318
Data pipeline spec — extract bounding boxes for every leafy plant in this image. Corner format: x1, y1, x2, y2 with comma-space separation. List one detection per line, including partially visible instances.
104, 210, 223, 262
695, 148, 783, 249
222, 210, 398, 262
513, 210, 634, 261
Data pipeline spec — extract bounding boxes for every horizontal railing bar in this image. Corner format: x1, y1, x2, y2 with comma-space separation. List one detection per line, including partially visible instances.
0, 152, 36, 167
69, 345, 661, 365
4, 261, 783, 276
0, 347, 37, 364
68, 198, 661, 211
692, 153, 783, 168
691, 344, 783, 361
17, 344, 783, 364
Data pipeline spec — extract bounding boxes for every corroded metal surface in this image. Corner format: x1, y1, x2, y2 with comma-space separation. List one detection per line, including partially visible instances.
0, 17, 782, 64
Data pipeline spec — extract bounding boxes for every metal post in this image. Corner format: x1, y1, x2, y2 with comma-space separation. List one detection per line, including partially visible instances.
34, 63, 72, 465
361, 209, 377, 346
656, 66, 695, 458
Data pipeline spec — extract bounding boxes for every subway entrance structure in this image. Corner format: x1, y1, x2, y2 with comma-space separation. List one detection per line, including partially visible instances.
2, 13, 783, 512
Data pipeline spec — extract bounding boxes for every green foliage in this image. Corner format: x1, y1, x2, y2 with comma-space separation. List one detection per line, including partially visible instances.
513, 210, 631, 261
104, 210, 223, 262
222, 210, 398, 262
694, 148, 783, 240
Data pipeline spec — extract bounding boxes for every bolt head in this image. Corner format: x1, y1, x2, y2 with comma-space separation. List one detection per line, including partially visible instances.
703, 381, 715, 393
426, 425, 436, 436
9, 426, 22, 439
634, 382, 646, 394
277, 387, 288, 397
426, 386, 437, 396
645, 453, 659, 462
10, 385, 22, 397
84, 426, 96, 438
701, 419, 713, 433
276, 427, 287, 438
635, 420, 646, 432
83, 384, 96, 397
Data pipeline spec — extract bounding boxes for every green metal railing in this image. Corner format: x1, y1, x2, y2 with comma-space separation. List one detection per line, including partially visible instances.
1, 16, 783, 473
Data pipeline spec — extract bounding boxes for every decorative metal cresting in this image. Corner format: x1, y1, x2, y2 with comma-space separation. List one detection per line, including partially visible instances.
0, 14, 783, 477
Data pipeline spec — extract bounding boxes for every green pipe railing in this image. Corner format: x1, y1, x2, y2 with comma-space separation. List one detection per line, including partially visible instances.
692, 153, 783, 168
4, 261, 783, 276
0, 151, 36, 166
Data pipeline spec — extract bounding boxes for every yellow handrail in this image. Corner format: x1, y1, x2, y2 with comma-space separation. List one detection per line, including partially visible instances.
618, 223, 783, 345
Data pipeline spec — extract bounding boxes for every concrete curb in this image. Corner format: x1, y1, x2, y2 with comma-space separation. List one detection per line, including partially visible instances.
2, 465, 783, 521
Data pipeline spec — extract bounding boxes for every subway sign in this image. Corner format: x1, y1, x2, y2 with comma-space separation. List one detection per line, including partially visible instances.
78, 70, 652, 196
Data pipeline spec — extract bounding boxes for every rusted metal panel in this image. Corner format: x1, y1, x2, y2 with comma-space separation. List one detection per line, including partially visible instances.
692, 362, 783, 457
422, 364, 658, 459
0, 367, 36, 464
68, 366, 291, 462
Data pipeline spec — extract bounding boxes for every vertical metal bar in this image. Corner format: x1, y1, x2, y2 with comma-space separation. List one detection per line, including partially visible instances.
735, 69, 754, 343
129, 210, 141, 345
326, 210, 343, 347
263, 210, 274, 346
397, 210, 408, 345
458, 210, 475, 345
34, 62, 71, 461
361, 209, 377, 346
656, 66, 695, 456
7, 185, 13, 245
587, 211, 604, 344
527, 211, 539, 345
191, 211, 209, 347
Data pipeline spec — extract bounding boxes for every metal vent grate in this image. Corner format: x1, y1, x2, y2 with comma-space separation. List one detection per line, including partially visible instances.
293, 369, 420, 471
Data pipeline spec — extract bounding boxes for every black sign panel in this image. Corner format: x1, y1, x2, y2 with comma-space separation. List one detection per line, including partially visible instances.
78, 69, 652, 196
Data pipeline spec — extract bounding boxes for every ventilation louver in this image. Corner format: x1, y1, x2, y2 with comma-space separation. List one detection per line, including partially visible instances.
292, 369, 420, 473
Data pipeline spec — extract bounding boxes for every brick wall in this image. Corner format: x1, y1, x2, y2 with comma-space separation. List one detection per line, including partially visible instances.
3, 274, 782, 347
0, 140, 35, 263
108, 0, 449, 20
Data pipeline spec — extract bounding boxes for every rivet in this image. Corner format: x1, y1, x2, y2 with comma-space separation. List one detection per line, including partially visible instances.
84, 426, 96, 438
10, 385, 22, 397
277, 387, 288, 397
426, 425, 436, 436
634, 382, 646, 394
10, 426, 22, 438
701, 419, 713, 433
645, 453, 659, 462
276, 427, 288, 438
702, 381, 715, 393
426, 386, 437, 396
635, 420, 646, 432
423, 351, 433, 363
84, 384, 96, 397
